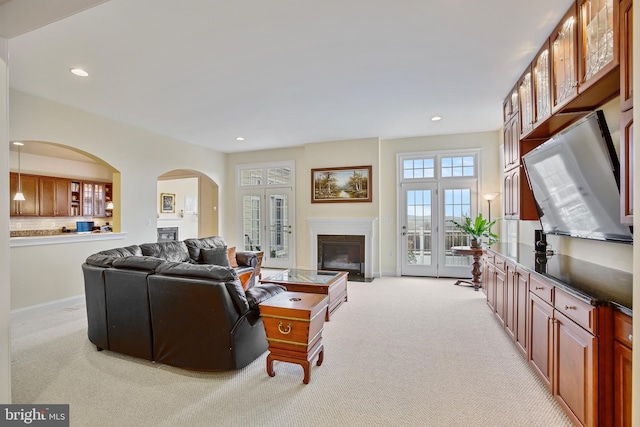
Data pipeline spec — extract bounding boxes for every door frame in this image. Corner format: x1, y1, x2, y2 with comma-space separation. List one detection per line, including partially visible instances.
396, 149, 482, 277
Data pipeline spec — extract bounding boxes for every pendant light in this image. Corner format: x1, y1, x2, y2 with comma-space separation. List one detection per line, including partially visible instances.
13, 142, 25, 201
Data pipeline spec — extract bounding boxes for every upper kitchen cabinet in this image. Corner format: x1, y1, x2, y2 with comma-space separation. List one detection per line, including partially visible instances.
503, 86, 519, 124
39, 177, 71, 217
620, 0, 633, 111
551, 4, 580, 113
83, 181, 108, 217
518, 67, 534, 138
578, 0, 619, 94
10, 173, 39, 217
533, 41, 552, 127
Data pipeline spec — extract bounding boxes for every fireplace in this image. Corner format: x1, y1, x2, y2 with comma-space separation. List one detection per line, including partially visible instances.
308, 217, 377, 280
158, 227, 179, 242
318, 235, 365, 281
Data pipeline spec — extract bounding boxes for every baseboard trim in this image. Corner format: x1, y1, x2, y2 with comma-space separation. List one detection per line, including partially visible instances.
11, 295, 85, 323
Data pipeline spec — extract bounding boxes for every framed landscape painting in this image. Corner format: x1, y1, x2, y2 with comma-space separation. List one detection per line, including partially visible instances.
311, 165, 372, 203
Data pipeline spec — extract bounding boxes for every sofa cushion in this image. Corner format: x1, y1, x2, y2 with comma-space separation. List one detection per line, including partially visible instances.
112, 256, 166, 272
99, 245, 142, 258
227, 246, 239, 268
140, 241, 190, 262
201, 247, 231, 267
245, 284, 286, 310
85, 253, 118, 268
183, 236, 227, 263
155, 261, 237, 281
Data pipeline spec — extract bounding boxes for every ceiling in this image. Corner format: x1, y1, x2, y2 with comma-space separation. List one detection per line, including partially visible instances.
6, 0, 575, 154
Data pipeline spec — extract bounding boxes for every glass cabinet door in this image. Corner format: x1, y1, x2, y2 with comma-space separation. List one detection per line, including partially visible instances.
518, 71, 533, 137
552, 8, 578, 112
533, 43, 551, 125
580, 0, 616, 82
83, 183, 94, 216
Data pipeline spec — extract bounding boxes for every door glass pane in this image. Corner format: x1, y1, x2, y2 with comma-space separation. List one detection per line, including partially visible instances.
83, 183, 93, 216
444, 188, 472, 267
406, 189, 432, 266
269, 193, 289, 259
242, 195, 261, 251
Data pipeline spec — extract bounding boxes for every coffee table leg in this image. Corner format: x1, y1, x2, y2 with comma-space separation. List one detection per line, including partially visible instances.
266, 353, 275, 377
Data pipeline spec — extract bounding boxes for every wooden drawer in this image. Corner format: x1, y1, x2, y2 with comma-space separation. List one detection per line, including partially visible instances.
494, 256, 506, 272
554, 288, 598, 335
614, 310, 633, 349
259, 292, 328, 352
530, 274, 554, 304
483, 252, 495, 264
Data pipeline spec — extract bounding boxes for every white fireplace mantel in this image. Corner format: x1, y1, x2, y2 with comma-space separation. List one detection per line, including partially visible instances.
308, 217, 378, 278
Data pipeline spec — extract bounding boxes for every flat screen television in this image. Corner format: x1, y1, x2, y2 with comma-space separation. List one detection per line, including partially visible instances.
521, 110, 633, 244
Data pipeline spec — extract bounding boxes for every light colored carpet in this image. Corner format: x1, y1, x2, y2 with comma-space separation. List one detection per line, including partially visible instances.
11, 276, 572, 426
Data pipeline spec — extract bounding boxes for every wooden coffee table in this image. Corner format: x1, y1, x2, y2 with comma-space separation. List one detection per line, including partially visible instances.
261, 269, 347, 321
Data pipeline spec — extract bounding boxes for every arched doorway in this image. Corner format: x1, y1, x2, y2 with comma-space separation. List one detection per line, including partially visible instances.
157, 169, 219, 239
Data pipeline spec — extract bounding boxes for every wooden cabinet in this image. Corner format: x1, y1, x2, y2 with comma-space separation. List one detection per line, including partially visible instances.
620, 0, 633, 226
504, 260, 517, 341
503, 166, 539, 220
578, 0, 619, 94
518, 68, 535, 137
39, 177, 71, 217
503, 115, 520, 172
82, 181, 108, 217
620, 0, 633, 111
533, 41, 552, 128
613, 311, 632, 427
551, 4, 580, 113
515, 266, 530, 356
528, 291, 554, 389
553, 288, 599, 426
9, 173, 39, 216
70, 181, 81, 216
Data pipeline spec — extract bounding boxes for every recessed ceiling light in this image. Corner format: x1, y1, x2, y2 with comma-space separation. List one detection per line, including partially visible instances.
70, 68, 89, 77
236, 137, 245, 141
431, 116, 442, 121
12, 141, 24, 146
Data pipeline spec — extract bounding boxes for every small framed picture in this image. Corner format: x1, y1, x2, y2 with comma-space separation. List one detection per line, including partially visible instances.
311, 165, 372, 203
160, 193, 175, 213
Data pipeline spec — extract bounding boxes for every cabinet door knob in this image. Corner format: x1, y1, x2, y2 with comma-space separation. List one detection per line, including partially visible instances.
564, 305, 576, 310
629, 334, 633, 341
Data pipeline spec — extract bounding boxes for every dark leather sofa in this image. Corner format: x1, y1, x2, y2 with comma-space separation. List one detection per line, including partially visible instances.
81, 237, 284, 371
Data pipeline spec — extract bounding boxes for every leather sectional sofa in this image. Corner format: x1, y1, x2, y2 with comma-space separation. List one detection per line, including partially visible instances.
81, 236, 284, 371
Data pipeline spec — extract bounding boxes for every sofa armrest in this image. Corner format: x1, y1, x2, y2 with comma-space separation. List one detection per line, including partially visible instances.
245, 283, 286, 310
235, 251, 257, 268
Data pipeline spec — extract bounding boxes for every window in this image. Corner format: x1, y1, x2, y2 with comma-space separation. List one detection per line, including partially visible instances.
441, 156, 475, 177
403, 158, 435, 179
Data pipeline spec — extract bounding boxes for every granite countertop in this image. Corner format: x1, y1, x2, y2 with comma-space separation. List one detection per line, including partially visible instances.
486, 243, 633, 316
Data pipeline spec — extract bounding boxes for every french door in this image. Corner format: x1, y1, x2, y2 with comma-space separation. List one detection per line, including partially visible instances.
239, 188, 294, 269
399, 152, 479, 278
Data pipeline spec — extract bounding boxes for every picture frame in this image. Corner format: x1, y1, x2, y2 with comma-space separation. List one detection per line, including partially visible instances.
311, 165, 372, 203
160, 193, 176, 213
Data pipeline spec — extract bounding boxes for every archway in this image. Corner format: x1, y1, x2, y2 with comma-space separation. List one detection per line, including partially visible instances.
157, 169, 219, 239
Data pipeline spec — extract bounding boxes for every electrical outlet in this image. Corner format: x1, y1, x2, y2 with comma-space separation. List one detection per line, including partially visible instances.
146, 218, 151, 226
51, 222, 56, 227
16, 223, 21, 229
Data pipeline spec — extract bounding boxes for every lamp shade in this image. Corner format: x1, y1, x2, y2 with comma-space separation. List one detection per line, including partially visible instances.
13, 192, 25, 201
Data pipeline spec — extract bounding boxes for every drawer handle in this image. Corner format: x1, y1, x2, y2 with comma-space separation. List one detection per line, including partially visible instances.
629, 334, 633, 341
564, 305, 576, 310
535, 286, 544, 290
278, 322, 292, 335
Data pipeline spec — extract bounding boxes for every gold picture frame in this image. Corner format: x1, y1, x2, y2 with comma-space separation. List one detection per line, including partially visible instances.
311, 165, 372, 203
160, 193, 175, 213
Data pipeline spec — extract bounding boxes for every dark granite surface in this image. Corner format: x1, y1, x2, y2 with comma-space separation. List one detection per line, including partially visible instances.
487, 243, 633, 316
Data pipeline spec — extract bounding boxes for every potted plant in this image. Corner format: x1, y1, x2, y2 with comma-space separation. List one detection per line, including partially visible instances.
448, 214, 498, 248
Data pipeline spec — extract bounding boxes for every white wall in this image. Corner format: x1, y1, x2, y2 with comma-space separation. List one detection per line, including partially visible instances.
9, 90, 227, 309
226, 138, 381, 274
1, 36, 12, 404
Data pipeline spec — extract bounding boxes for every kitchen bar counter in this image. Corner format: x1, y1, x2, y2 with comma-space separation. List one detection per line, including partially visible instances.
486, 243, 633, 316
10, 231, 127, 247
